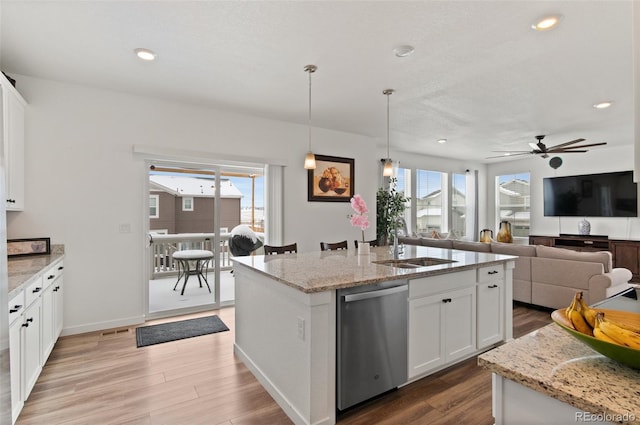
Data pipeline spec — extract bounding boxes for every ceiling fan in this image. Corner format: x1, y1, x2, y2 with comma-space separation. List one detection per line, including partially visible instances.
487, 135, 607, 159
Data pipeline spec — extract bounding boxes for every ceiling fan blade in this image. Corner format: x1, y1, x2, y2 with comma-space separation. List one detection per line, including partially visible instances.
552, 142, 607, 150
549, 150, 588, 153
545, 138, 586, 150
528, 142, 540, 150
485, 152, 533, 159
490, 150, 532, 153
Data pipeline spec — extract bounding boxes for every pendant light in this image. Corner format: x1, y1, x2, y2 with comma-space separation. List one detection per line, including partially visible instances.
383, 89, 394, 177
303, 64, 317, 170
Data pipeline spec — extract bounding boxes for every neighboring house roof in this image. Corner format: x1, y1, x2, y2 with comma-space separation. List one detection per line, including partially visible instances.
149, 174, 243, 198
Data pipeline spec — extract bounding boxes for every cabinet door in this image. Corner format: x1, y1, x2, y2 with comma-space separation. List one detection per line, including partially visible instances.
3, 86, 25, 211
443, 286, 476, 362
22, 298, 42, 399
477, 281, 504, 349
41, 284, 55, 362
610, 241, 640, 281
53, 276, 64, 338
408, 294, 444, 378
9, 319, 23, 422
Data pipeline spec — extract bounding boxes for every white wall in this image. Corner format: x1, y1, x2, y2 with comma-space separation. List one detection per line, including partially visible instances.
7, 75, 382, 334
486, 144, 639, 240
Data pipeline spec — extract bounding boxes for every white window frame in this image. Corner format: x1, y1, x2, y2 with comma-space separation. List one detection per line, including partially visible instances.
182, 196, 194, 211
149, 195, 159, 218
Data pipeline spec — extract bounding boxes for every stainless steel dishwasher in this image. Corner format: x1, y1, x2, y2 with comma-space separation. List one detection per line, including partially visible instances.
337, 280, 408, 411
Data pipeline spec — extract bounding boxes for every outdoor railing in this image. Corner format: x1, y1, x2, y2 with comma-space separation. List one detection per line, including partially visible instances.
149, 232, 231, 279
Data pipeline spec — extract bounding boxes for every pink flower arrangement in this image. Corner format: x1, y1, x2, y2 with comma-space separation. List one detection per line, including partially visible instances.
350, 194, 370, 242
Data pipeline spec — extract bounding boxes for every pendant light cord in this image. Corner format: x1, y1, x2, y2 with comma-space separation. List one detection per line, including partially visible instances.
386, 92, 390, 159
308, 68, 312, 151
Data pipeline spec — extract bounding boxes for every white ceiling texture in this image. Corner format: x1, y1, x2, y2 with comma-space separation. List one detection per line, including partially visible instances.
0, 1, 635, 163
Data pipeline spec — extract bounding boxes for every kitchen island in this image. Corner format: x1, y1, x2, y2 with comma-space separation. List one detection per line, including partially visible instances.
478, 289, 640, 425
232, 245, 515, 425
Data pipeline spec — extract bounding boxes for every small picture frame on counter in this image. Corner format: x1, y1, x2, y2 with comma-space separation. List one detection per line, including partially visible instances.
7, 237, 51, 257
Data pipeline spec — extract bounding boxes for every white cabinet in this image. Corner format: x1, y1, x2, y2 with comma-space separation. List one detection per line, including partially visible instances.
0, 74, 26, 211
476, 265, 505, 349
408, 270, 477, 379
41, 261, 64, 361
8, 291, 25, 421
22, 297, 42, 399
8, 258, 64, 424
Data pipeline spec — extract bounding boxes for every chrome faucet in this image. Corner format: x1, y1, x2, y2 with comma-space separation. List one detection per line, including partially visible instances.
392, 216, 408, 259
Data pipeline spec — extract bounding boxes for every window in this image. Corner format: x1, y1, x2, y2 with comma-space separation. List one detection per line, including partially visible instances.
416, 169, 445, 233
450, 173, 467, 238
149, 195, 159, 218
394, 167, 412, 235
182, 197, 194, 211
496, 173, 530, 237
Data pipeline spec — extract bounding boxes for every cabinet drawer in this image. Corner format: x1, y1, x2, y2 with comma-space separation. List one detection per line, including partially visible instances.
8, 291, 24, 324
42, 260, 64, 289
477, 265, 504, 283
410, 269, 475, 299
24, 277, 44, 307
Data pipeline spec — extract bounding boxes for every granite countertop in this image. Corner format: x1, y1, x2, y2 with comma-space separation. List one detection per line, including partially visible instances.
478, 323, 640, 424
231, 244, 515, 293
8, 245, 65, 299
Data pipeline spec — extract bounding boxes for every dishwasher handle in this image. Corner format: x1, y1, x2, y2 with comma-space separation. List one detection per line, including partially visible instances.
343, 284, 408, 303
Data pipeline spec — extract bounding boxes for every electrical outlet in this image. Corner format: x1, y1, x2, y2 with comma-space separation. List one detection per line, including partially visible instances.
297, 317, 305, 340
119, 223, 131, 233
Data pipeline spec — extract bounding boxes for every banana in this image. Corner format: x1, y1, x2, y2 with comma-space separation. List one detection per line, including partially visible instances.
593, 313, 618, 344
598, 319, 640, 349
566, 293, 593, 336
577, 292, 598, 328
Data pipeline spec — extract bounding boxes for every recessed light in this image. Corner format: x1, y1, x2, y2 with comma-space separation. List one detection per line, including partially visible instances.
593, 101, 613, 109
394, 45, 415, 58
134, 48, 157, 61
437, 139, 447, 144
531, 14, 562, 31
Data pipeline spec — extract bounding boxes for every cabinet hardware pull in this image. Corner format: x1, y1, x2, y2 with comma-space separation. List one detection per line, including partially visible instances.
488, 270, 499, 275
48, 275, 55, 279
33, 287, 41, 293
53, 287, 59, 292
6, 199, 15, 203
26, 318, 33, 323
22, 323, 29, 328
488, 284, 498, 288
10, 305, 22, 313
442, 298, 452, 303
58, 266, 64, 270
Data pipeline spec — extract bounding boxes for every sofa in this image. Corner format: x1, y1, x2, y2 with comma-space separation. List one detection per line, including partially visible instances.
398, 236, 632, 309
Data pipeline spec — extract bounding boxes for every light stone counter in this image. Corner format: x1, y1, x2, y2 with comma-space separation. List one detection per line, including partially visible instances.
478, 321, 640, 424
8, 244, 65, 299
232, 244, 515, 293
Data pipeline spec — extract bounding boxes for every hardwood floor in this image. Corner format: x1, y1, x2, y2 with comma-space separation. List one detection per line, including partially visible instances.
17, 303, 552, 425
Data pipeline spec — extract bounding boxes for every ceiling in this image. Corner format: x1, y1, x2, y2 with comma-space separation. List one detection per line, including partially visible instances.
0, 1, 635, 163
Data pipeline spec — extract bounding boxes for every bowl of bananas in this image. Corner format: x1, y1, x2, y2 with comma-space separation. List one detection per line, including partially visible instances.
551, 291, 640, 369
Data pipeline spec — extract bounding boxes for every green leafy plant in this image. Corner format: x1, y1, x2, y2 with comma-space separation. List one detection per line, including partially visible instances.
376, 178, 409, 245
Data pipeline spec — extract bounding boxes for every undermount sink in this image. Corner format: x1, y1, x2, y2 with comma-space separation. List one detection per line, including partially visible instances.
373, 257, 457, 269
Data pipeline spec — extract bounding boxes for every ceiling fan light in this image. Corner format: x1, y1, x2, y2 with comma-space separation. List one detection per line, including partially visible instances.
531, 14, 562, 31
437, 139, 447, 144
383, 159, 394, 177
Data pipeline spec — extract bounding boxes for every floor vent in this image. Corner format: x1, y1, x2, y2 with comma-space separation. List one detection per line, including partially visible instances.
101, 328, 131, 337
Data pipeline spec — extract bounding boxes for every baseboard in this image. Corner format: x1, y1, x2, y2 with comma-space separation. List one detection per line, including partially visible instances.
60, 314, 145, 336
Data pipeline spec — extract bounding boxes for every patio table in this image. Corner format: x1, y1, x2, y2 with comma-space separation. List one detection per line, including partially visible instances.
172, 249, 214, 295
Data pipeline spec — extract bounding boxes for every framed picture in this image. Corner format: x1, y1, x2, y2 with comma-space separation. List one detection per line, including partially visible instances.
308, 155, 355, 202
7, 237, 51, 257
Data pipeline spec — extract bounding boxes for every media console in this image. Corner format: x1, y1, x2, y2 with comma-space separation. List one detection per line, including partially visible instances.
529, 234, 640, 283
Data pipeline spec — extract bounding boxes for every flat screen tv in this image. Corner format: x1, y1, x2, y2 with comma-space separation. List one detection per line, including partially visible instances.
543, 171, 638, 217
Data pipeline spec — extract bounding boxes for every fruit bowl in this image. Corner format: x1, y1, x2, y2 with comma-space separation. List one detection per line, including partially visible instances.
551, 308, 640, 369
